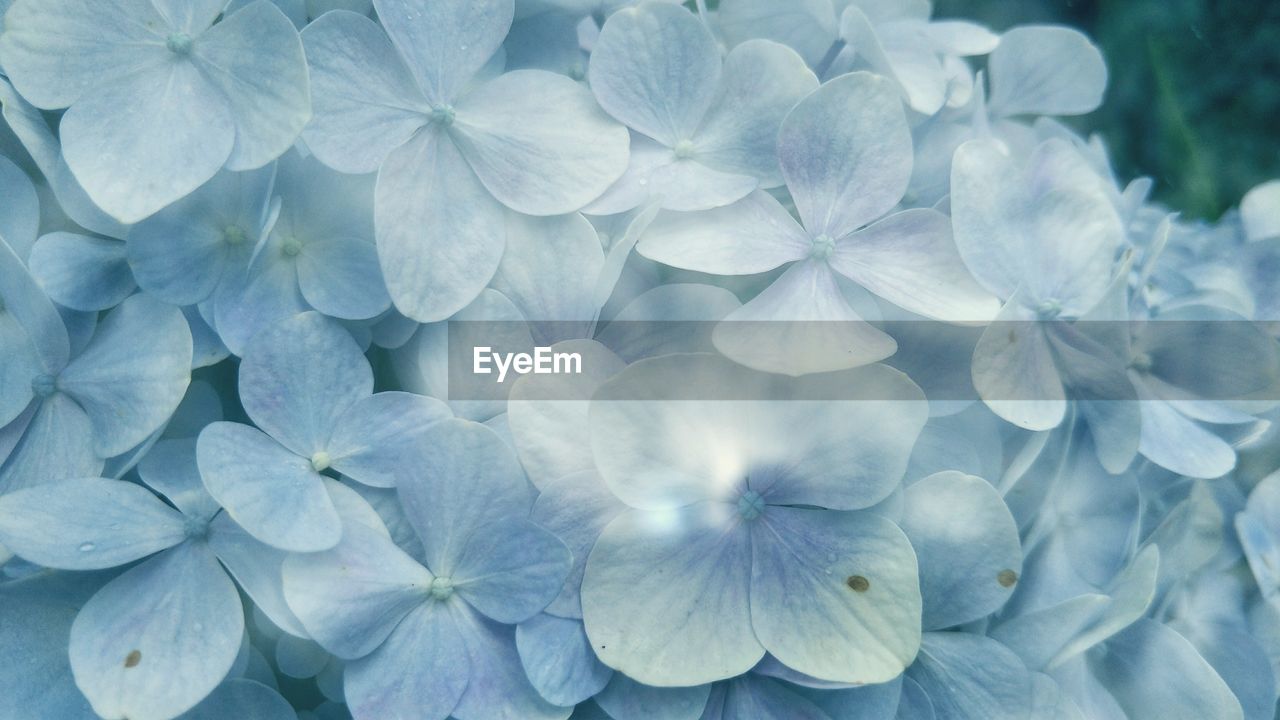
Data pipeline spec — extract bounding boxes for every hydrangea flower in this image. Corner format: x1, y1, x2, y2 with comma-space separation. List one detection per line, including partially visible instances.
580, 354, 928, 686
0, 0, 310, 223
282, 418, 573, 719
584, 3, 817, 213
197, 311, 448, 551
638, 72, 997, 374
299, 0, 629, 321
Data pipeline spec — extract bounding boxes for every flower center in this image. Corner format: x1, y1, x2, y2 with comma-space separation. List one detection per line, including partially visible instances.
310, 451, 331, 472
1035, 299, 1062, 319
223, 225, 247, 246
809, 234, 835, 261
281, 237, 303, 257
31, 373, 56, 398
429, 105, 455, 127
737, 490, 766, 521
184, 516, 210, 541
673, 139, 696, 160
166, 32, 193, 56
429, 576, 455, 600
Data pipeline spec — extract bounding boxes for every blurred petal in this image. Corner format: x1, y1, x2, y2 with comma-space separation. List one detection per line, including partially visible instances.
702, 676, 830, 720
69, 542, 244, 720
176, 679, 296, 720
0, 477, 185, 570
453, 70, 630, 215
779, 72, 912, 238
971, 300, 1066, 431
138, 438, 221, 522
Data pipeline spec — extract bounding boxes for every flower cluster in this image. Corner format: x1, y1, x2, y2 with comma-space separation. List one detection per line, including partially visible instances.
1, 1, 1278, 719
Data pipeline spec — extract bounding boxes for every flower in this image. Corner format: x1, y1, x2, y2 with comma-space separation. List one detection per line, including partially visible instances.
299, 0, 629, 321
282, 418, 573, 719
0, 0, 311, 223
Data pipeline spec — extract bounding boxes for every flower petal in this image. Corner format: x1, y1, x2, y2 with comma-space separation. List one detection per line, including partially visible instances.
376, 129, 506, 321
778, 71, 911, 238
207, 512, 309, 639
971, 299, 1066, 431
372, 0, 513, 105
60, 63, 235, 223
750, 507, 922, 684
491, 211, 604, 326
0, 154, 39, 259
988, 26, 1106, 117
0, 394, 100, 494
701, 677, 830, 720
0, 477, 185, 570
637, 190, 810, 275
717, 0, 838, 68
900, 472, 1022, 630
582, 135, 760, 215
58, 294, 192, 457
453, 69, 630, 215
300, 10, 430, 174
192, 0, 311, 171
530, 470, 626, 618
237, 311, 372, 456
297, 236, 390, 320
450, 608, 571, 720
326, 391, 452, 488
587, 3, 720, 146
453, 519, 572, 624
516, 614, 613, 707
581, 504, 763, 686
197, 422, 342, 552
831, 209, 999, 322
594, 674, 710, 720
28, 233, 135, 312
69, 542, 244, 720
175, 679, 296, 720
906, 632, 1033, 720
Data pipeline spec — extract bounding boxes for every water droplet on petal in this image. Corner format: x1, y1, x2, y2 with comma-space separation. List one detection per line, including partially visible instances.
78, 542, 95, 552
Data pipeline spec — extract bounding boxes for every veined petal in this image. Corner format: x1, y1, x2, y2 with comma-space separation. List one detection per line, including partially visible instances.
60, 63, 235, 223
587, 3, 720, 146
907, 632, 1033, 720
717, 0, 838, 68
300, 10, 430, 174
453, 70, 630, 215
988, 26, 1106, 117
376, 129, 506, 321
450, 608, 571, 720
638, 190, 810, 275
150, 0, 226, 34
0, 0, 168, 109
0, 394, 100, 494
491, 212, 604, 324
750, 507, 922, 684
282, 514, 432, 659
778, 72, 912, 239
831, 209, 999, 322
452, 519, 572, 624
372, 0, 513, 105
582, 135, 760, 215
192, 0, 311, 170
69, 542, 244, 720
237, 311, 372, 457
530, 470, 626, 618
197, 421, 341, 552
297, 236, 391, 320
0, 477, 186, 570
694, 40, 818, 186
517, 614, 613, 707
971, 299, 1066, 431
327, 391, 452, 488
207, 512, 309, 639
581, 504, 763, 686
0, 236, 70, 372
58, 294, 192, 457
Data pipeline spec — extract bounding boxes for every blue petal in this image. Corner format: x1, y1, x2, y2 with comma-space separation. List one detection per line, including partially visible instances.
594, 674, 710, 720
700, 676, 831, 720
27, 233, 135, 312
452, 519, 572, 624
530, 470, 626, 618
0, 393, 99, 494
326, 391, 452, 488
450, 607, 572, 720
516, 614, 613, 707
176, 678, 297, 720
207, 511, 310, 639
373, 0, 513, 105
906, 632, 1033, 720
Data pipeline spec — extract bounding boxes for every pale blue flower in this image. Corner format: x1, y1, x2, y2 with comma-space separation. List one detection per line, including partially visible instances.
0, 0, 311, 223
639, 72, 997, 374
300, 0, 630, 321
196, 311, 449, 551
282, 418, 573, 720
584, 3, 818, 213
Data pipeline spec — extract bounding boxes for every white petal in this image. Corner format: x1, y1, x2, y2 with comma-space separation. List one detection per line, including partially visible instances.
69, 543, 244, 720
637, 190, 809, 275
1241, 180, 1280, 242
192, 0, 310, 170
988, 26, 1107, 117
529, 470, 626, 618
717, 0, 838, 68
376, 130, 506, 321
778, 72, 911, 238
750, 507, 922, 684
372, 0, 513, 105
300, 10, 430, 174
693, 39, 818, 186
492, 212, 604, 324
587, 3, 720, 146
581, 504, 763, 686
713, 261, 897, 375
971, 299, 1066, 430
60, 63, 235, 223
0, 477, 185, 570
582, 134, 759, 215
453, 70, 630, 215
297, 237, 391, 320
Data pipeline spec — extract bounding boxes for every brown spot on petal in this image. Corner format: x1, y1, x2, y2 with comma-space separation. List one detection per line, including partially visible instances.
998, 569, 1019, 588
846, 575, 870, 592
124, 650, 141, 668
